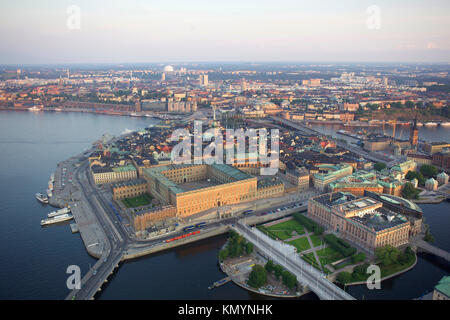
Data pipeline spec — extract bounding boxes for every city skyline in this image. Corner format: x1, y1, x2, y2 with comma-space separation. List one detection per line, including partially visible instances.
1, 0, 450, 64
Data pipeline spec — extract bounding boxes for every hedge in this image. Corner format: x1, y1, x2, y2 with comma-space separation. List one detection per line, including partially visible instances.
293, 212, 324, 235
324, 234, 356, 257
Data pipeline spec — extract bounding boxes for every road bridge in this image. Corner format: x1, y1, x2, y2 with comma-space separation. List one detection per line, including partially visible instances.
413, 239, 450, 262
232, 222, 355, 300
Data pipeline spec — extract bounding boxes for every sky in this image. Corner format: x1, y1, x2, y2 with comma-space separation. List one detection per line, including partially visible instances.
0, 0, 449, 64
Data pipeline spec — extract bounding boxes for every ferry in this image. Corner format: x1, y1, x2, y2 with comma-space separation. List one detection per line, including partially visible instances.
47, 206, 71, 218
40, 213, 73, 226
35, 193, 49, 204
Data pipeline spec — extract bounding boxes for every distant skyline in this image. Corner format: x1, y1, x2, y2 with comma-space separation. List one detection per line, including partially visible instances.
1, 0, 450, 64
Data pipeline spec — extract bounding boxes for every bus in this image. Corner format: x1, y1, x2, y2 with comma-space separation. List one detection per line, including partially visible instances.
195, 222, 207, 228
165, 230, 200, 243
242, 210, 254, 216
183, 225, 195, 232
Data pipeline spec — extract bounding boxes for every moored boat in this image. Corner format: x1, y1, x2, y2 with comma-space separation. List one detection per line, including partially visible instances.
35, 192, 49, 204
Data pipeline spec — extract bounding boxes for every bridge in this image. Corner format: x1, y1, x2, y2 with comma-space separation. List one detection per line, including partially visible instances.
232, 222, 355, 300
412, 239, 450, 262
271, 116, 397, 166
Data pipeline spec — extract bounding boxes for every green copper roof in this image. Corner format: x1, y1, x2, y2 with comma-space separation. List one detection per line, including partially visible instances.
435, 276, 450, 297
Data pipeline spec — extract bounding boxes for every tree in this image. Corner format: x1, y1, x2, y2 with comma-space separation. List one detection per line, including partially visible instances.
248, 265, 267, 288
402, 182, 420, 199
374, 162, 386, 171
351, 252, 367, 264
420, 164, 438, 179
337, 271, 352, 284
405, 101, 415, 109
282, 270, 297, 289
375, 245, 400, 266
274, 265, 284, 280
265, 260, 275, 273
245, 242, 254, 255
219, 249, 229, 262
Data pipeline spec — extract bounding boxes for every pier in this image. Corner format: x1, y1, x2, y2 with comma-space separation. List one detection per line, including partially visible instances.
208, 277, 231, 290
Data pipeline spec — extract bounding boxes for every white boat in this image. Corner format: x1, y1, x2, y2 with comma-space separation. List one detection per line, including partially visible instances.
47, 207, 71, 218
35, 193, 49, 204
416, 122, 423, 127
425, 122, 437, 127
41, 213, 73, 226
28, 106, 42, 112
440, 122, 450, 127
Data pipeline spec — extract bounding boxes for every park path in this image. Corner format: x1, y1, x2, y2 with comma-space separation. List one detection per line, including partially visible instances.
304, 231, 323, 270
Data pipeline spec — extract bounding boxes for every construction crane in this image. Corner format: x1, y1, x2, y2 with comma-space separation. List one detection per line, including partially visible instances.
382, 119, 397, 139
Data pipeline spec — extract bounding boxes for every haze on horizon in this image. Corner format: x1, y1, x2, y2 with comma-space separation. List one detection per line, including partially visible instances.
1, 0, 450, 65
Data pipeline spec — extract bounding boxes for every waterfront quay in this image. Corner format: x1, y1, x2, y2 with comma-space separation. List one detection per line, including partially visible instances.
52, 149, 313, 299
53, 150, 450, 300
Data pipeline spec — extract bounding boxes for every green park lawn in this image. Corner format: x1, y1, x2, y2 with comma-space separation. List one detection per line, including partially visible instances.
301, 252, 321, 270
316, 247, 345, 266
266, 219, 305, 236
288, 236, 311, 252
309, 234, 324, 248
122, 193, 152, 208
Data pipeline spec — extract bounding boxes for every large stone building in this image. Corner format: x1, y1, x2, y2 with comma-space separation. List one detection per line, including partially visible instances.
142, 164, 258, 217
433, 276, 450, 300
111, 178, 147, 200
329, 171, 383, 196
308, 191, 422, 253
424, 142, 450, 155
91, 163, 138, 184
311, 163, 353, 191
286, 167, 310, 191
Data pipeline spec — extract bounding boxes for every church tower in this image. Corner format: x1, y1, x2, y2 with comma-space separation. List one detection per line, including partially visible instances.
410, 113, 419, 147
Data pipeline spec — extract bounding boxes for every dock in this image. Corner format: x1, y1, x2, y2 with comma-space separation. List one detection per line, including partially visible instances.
208, 277, 231, 290
70, 223, 79, 233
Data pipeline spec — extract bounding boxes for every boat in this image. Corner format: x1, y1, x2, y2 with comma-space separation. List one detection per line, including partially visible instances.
416, 122, 423, 127
35, 193, 49, 204
425, 122, 437, 127
47, 207, 71, 218
440, 122, 450, 127
28, 106, 42, 112
40, 213, 73, 226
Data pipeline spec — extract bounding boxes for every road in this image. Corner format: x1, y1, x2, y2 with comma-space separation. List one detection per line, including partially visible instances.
233, 222, 355, 300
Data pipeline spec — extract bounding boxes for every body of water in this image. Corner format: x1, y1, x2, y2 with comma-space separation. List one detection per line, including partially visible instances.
310, 123, 450, 143
0, 111, 448, 300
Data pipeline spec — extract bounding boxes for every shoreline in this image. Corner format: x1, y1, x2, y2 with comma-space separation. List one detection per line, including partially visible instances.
217, 241, 310, 299
339, 253, 418, 287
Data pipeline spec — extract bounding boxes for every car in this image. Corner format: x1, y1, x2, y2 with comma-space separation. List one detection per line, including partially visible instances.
92, 270, 97, 275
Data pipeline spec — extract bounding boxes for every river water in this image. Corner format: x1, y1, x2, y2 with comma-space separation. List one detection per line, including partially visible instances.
0, 111, 448, 300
